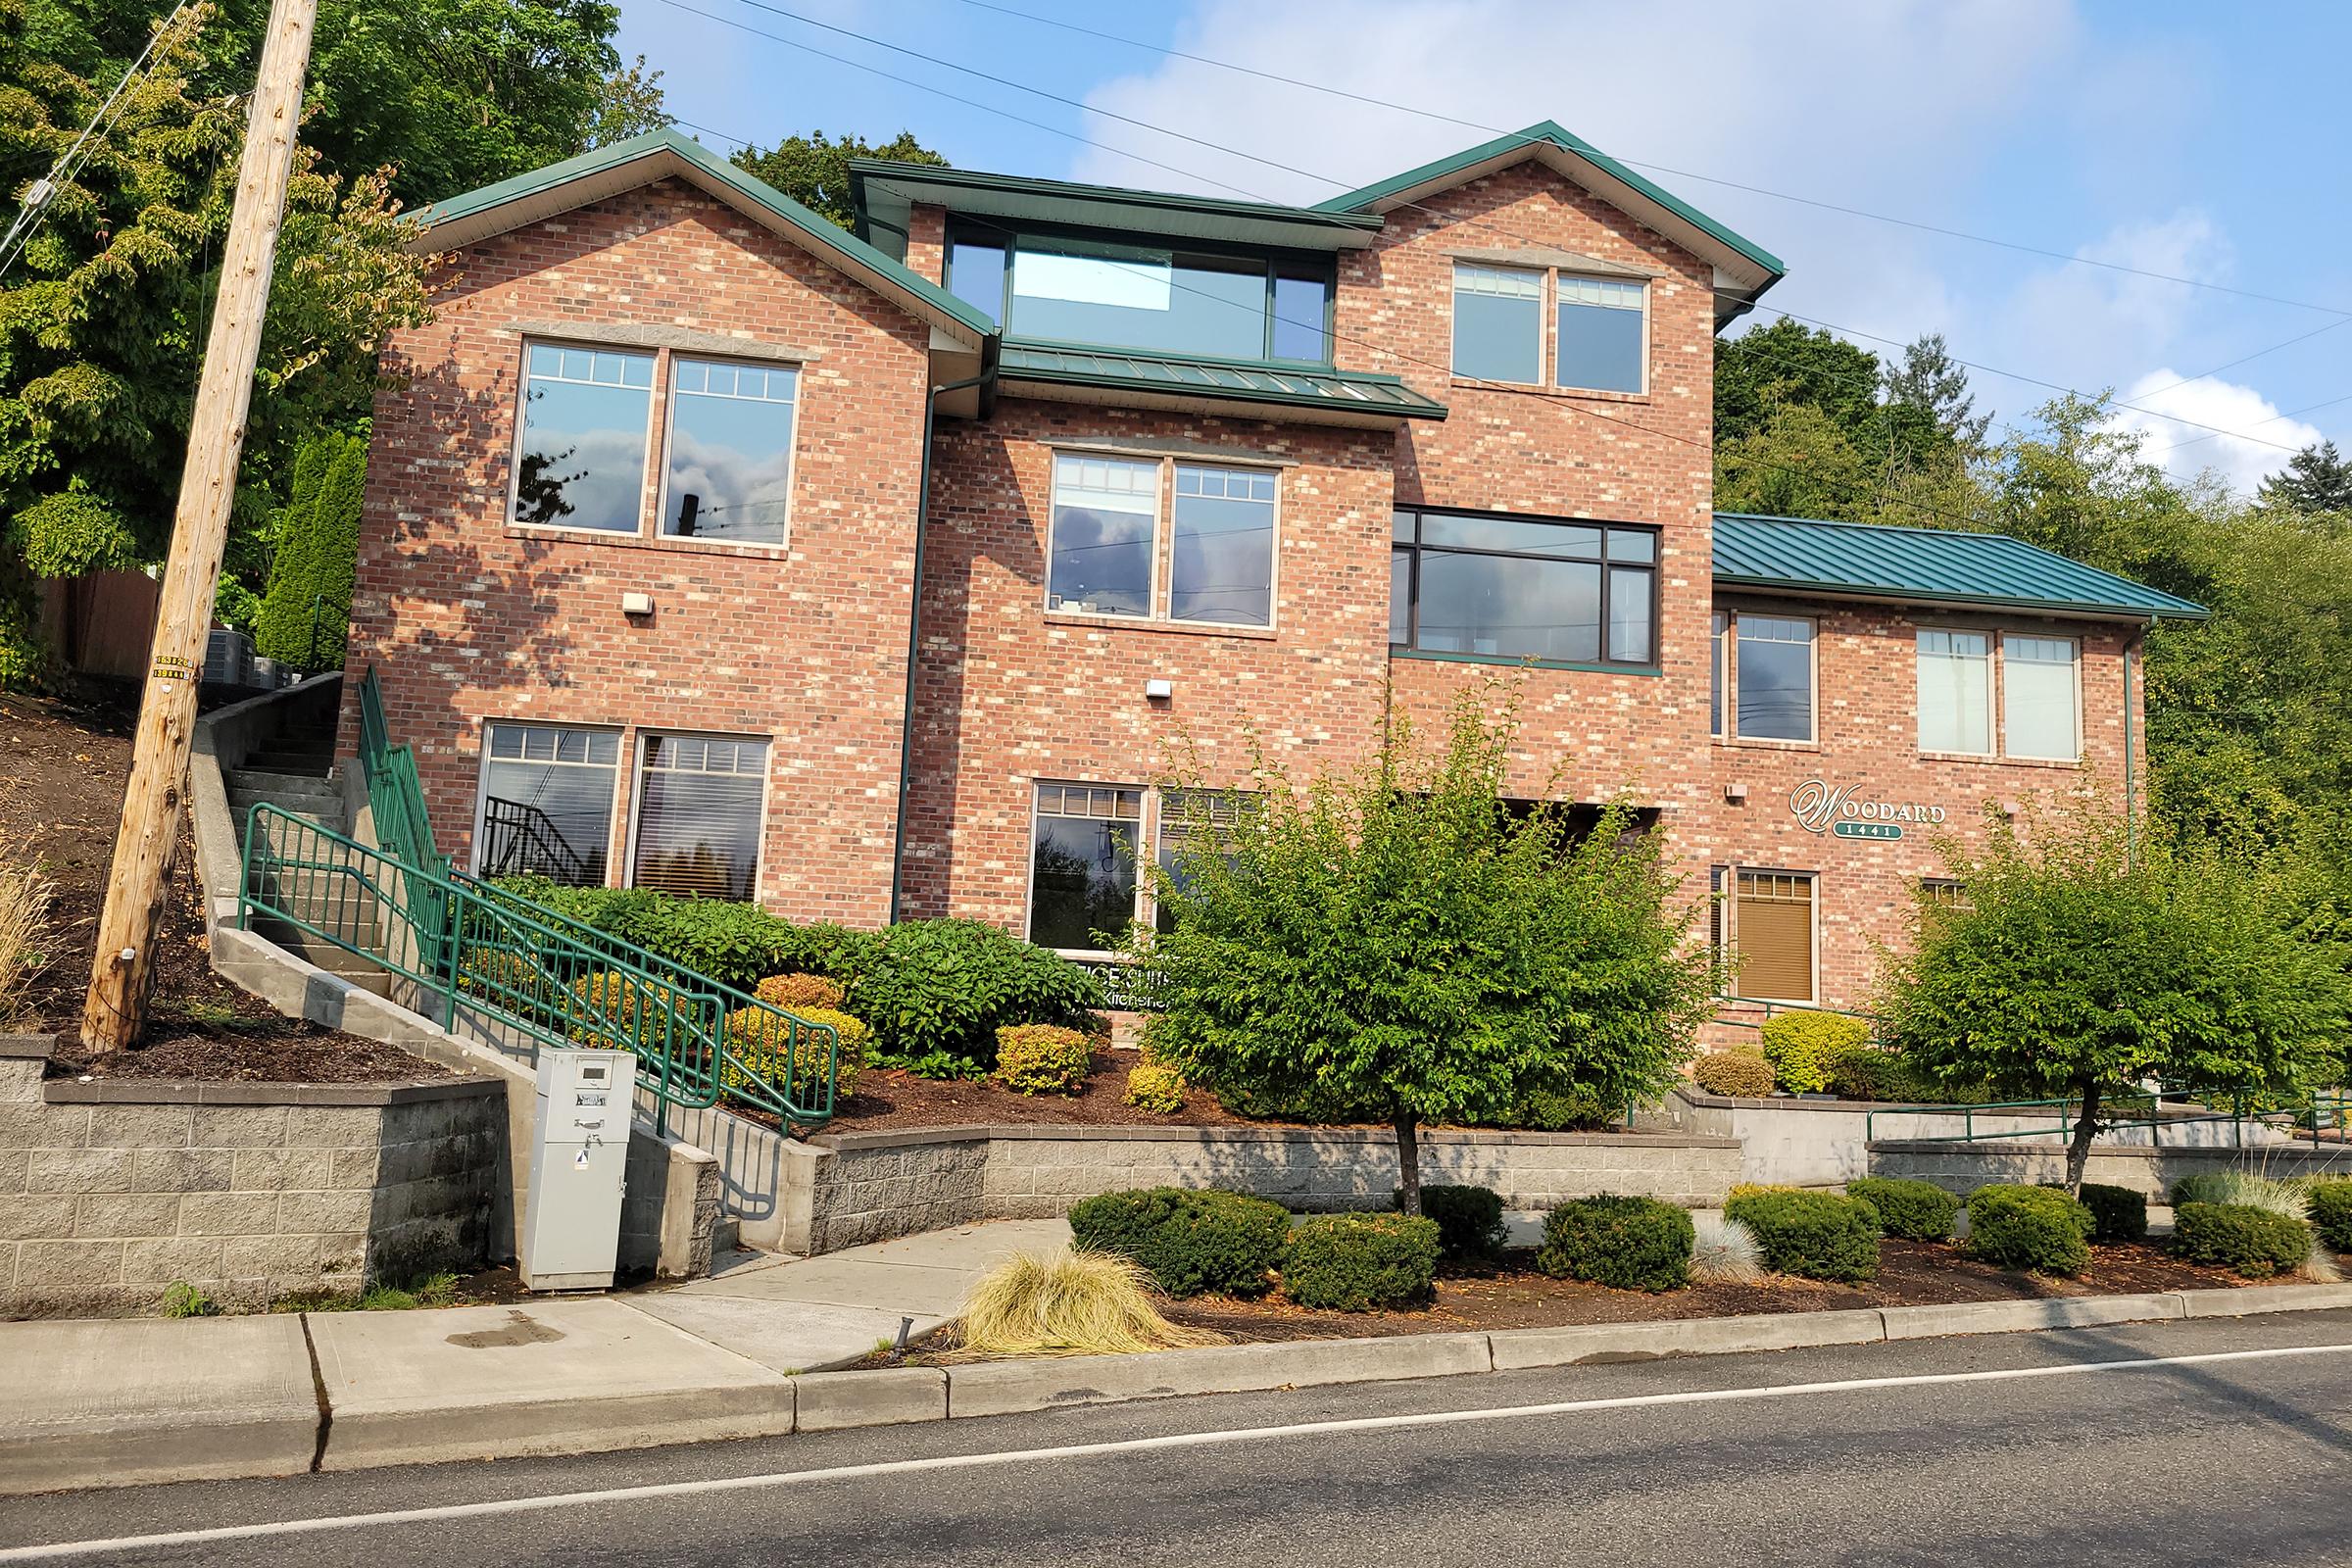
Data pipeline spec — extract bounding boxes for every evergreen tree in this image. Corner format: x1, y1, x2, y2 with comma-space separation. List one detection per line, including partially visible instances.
2258, 440, 2352, 519
254, 431, 365, 670
1883, 332, 1991, 450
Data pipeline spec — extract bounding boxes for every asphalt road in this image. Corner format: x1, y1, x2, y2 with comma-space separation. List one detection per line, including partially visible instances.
9, 1310, 2352, 1567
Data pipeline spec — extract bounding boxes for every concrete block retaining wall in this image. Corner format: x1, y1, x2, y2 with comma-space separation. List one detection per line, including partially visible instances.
0, 1034, 503, 1317
1868, 1138, 2352, 1199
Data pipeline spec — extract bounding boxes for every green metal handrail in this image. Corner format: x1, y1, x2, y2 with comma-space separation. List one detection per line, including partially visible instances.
357, 667, 449, 883
237, 803, 840, 1132
1863, 1089, 2309, 1149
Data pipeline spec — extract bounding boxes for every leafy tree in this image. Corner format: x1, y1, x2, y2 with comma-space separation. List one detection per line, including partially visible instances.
1883, 331, 1990, 450
731, 129, 946, 229
1129, 686, 1716, 1213
1715, 318, 1961, 494
585, 52, 669, 149
1715, 318, 1885, 449
253, 428, 365, 669
2258, 439, 2352, 520
1878, 801, 2348, 1192
0, 1, 430, 684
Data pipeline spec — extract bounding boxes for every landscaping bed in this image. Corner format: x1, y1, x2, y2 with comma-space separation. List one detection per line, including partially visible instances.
820, 1056, 1356, 1133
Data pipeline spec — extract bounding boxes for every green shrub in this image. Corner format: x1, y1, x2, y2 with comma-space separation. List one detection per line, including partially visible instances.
722, 1005, 866, 1100
1473, 1084, 1616, 1131
859, 919, 1104, 1066
496, 876, 879, 992
2073, 1182, 2149, 1243
1758, 1010, 1871, 1095
1691, 1050, 1775, 1099
159, 1281, 217, 1318
1843, 1177, 1957, 1242
1827, 1043, 1909, 1102
2173, 1201, 2313, 1279
1723, 1189, 1881, 1282
755, 972, 848, 1012
993, 1024, 1095, 1095
1964, 1184, 2092, 1275
1067, 1187, 1290, 1298
2311, 1181, 2352, 1254
1396, 1183, 1507, 1265
1281, 1213, 1441, 1310
1537, 1196, 1694, 1292
1121, 1060, 1187, 1113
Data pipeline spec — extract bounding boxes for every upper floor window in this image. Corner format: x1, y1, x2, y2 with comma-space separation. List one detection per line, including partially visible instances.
1391, 510, 1657, 668
1917, 628, 1992, 755
1555, 276, 1645, 394
1450, 263, 1650, 393
1732, 613, 1815, 743
2003, 635, 2080, 760
1450, 264, 1543, 383
661, 359, 799, 545
516, 346, 654, 532
947, 225, 1332, 365
1046, 454, 1277, 629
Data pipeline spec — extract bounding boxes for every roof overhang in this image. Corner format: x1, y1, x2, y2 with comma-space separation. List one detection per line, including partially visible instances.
1712, 577, 2205, 625
997, 347, 1446, 430
851, 159, 1386, 259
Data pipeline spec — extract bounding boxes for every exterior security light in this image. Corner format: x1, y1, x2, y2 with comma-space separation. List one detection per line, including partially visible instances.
1723, 783, 1748, 803
620, 592, 654, 617
1145, 678, 1173, 701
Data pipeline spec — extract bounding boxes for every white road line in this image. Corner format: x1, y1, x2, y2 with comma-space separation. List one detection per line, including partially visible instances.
8, 1340, 2350, 1561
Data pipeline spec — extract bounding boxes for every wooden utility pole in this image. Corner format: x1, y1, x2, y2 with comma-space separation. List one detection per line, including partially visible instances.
80, 0, 319, 1054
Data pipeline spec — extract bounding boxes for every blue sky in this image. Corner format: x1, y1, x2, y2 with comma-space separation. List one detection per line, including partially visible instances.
613, 0, 2352, 496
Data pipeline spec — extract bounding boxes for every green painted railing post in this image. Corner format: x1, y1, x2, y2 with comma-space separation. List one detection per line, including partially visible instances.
442, 881, 465, 1030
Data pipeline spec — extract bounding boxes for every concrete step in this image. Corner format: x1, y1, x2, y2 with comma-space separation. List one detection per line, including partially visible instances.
227, 769, 340, 799
227, 793, 342, 827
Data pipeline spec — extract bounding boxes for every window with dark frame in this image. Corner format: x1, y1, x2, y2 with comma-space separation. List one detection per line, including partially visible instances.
1390, 510, 1658, 667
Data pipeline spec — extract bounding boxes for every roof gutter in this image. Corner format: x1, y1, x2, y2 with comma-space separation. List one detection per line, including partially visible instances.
888, 358, 997, 925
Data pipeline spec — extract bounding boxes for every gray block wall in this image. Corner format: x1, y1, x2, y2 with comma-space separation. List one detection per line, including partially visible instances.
1868, 1138, 2352, 1198
1, 1035, 503, 1317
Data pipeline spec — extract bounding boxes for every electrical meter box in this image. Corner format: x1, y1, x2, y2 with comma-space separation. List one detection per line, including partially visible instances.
519, 1048, 636, 1291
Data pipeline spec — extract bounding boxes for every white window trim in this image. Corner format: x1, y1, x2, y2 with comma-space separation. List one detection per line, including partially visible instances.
1914, 624, 1996, 758
2001, 633, 2083, 762
1042, 450, 1283, 633
1729, 612, 1820, 746
653, 353, 806, 554
1552, 272, 1650, 397
468, 717, 625, 883
621, 728, 776, 905
506, 338, 660, 540
1447, 261, 1546, 387
1023, 778, 1152, 960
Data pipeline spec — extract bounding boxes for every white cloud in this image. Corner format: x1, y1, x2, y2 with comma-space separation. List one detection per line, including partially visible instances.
2106, 370, 2323, 494
1984, 211, 2233, 396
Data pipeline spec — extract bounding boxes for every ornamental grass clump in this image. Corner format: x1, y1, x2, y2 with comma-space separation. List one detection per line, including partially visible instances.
993, 1024, 1095, 1095
1690, 1050, 1774, 1099
1843, 1177, 1957, 1242
1067, 1188, 1290, 1298
1723, 1189, 1881, 1282
2172, 1201, 2315, 1279
1689, 1212, 1765, 1285
1281, 1213, 1442, 1311
1538, 1196, 1694, 1293
954, 1250, 1226, 1357
1396, 1183, 1508, 1266
1964, 1184, 2093, 1276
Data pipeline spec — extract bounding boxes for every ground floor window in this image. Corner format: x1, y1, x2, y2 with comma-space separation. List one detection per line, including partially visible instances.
1028, 783, 1144, 953
628, 734, 768, 901
1716, 867, 1816, 1004
474, 722, 618, 886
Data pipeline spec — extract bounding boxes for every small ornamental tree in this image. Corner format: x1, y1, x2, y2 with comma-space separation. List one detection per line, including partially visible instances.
1128, 686, 1715, 1214
1878, 801, 2348, 1193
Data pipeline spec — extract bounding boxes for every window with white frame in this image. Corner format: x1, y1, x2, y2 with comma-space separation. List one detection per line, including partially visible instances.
629, 734, 769, 902
660, 358, 799, 544
1028, 784, 1143, 953
515, 346, 655, 531
2003, 635, 2080, 760
1046, 454, 1279, 627
1727, 869, 1816, 1003
1554, 276, 1645, 394
1917, 629, 1992, 754
474, 723, 618, 887
1153, 789, 1256, 934
1450, 264, 1543, 382
1733, 614, 1815, 742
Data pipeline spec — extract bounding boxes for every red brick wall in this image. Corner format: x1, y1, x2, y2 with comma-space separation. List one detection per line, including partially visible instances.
344, 177, 934, 925
904, 203, 945, 285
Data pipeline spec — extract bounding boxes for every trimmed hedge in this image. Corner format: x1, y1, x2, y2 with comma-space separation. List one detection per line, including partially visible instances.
721, 1004, 866, 1100
1537, 1196, 1694, 1292
1691, 1050, 1774, 1099
2173, 1201, 2312, 1279
1757, 1010, 1870, 1095
1723, 1189, 1881, 1282
993, 1024, 1094, 1095
1396, 1184, 1508, 1266
755, 972, 848, 1012
1965, 1184, 2092, 1275
1282, 1213, 1441, 1310
2074, 1182, 2149, 1244
2311, 1180, 2352, 1254
1067, 1188, 1289, 1298
1843, 1177, 1957, 1242
1121, 1061, 1187, 1113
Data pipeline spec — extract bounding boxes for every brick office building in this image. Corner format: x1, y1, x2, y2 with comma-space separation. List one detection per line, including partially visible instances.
344, 123, 2204, 1018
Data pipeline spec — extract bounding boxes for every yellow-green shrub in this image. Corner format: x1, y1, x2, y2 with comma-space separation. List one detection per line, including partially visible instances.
1122, 1060, 1187, 1113
565, 969, 686, 1046
1758, 1010, 1871, 1095
724, 1004, 867, 1099
755, 972, 848, 1012
1691, 1049, 1774, 1099
995, 1024, 1095, 1095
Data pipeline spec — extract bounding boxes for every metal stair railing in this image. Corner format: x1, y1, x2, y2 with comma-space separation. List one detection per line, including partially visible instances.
237, 803, 841, 1132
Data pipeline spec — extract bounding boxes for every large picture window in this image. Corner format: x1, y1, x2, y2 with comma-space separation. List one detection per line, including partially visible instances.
1046, 454, 1279, 628
1028, 784, 1143, 953
1733, 614, 1815, 742
661, 359, 798, 544
2004, 635, 2080, 760
1046, 455, 1158, 617
1554, 276, 1645, 394
629, 734, 768, 902
515, 346, 654, 531
1390, 510, 1657, 668
474, 723, 618, 887
1450, 264, 1543, 383
1917, 629, 1992, 754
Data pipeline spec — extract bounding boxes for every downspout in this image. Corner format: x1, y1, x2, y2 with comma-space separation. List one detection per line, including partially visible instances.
2124, 619, 2150, 865
888, 359, 996, 925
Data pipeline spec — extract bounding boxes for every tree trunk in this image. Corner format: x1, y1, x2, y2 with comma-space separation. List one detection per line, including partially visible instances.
1395, 1111, 1422, 1215
2064, 1080, 2104, 1196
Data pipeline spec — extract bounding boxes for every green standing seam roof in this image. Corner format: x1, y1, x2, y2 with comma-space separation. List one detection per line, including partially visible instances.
849, 159, 1385, 252
416, 128, 998, 341
1314, 120, 1787, 283
997, 345, 1448, 419
1712, 513, 2209, 621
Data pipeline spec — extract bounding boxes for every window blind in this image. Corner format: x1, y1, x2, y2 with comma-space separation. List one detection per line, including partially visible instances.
1736, 871, 1814, 1003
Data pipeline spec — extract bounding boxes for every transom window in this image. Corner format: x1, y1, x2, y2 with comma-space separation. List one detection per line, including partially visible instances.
1450, 264, 1543, 383
1721, 612, 1815, 743
1712, 868, 1816, 1004
947, 224, 1333, 365
1046, 454, 1278, 628
2003, 635, 2080, 761
1555, 276, 1645, 394
1450, 263, 1649, 394
1028, 784, 1145, 954
512, 340, 800, 548
1391, 510, 1658, 668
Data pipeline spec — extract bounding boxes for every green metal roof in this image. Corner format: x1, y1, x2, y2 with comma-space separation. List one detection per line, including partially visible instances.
1712, 513, 2209, 621
997, 345, 1446, 424
417, 129, 997, 342
1315, 122, 1785, 326
851, 159, 1384, 258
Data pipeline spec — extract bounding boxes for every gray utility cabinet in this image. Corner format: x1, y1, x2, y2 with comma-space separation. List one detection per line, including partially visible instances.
520, 1048, 635, 1291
